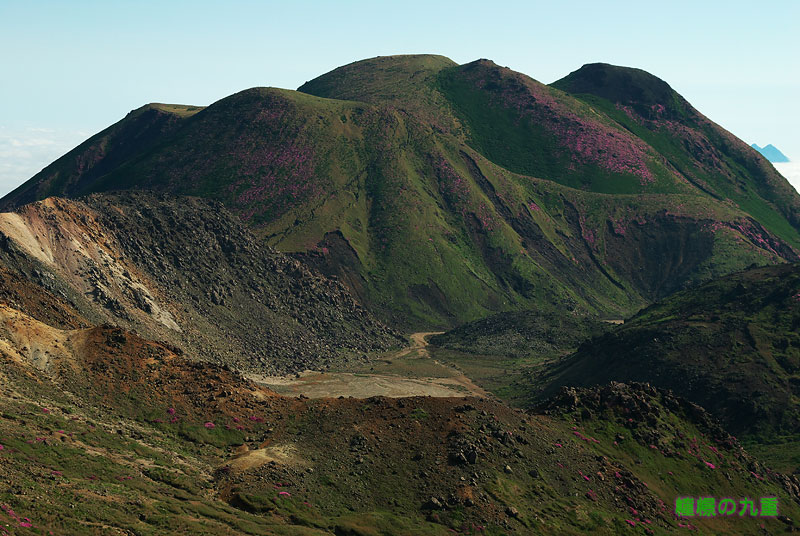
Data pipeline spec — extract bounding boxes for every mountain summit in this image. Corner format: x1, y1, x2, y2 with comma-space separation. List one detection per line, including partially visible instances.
2, 55, 799, 327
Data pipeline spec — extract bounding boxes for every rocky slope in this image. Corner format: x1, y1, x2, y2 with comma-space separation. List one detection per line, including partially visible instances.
1, 310, 799, 535
3, 55, 799, 327
0, 192, 401, 375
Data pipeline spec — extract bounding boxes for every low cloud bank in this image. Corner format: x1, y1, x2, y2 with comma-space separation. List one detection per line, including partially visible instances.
0, 126, 90, 198
774, 162, 800, 195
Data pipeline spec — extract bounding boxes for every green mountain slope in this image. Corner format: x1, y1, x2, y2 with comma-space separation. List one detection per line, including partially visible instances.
535, 263, 800, 468
3, 55, 799, 328
429, 309, 610, 358
552, 63, 800, 244
3, 103, 204, 208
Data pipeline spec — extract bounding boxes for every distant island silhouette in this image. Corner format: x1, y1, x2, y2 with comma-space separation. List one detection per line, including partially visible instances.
752, 143, 790, 162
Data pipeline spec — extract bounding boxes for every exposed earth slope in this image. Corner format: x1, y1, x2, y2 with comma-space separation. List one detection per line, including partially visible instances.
0, 193, 400, 375
3, 56, 799, 327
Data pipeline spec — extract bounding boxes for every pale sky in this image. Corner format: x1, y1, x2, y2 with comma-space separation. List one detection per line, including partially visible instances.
1, 0, 798, 195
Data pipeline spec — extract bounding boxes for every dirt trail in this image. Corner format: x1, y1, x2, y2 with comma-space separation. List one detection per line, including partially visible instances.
252, 332, 488, 399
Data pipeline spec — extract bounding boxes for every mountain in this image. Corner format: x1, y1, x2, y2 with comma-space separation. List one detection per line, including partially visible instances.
752, 143, 791, 163
3, 55, 800, 533
0, 192, 400, 375
529, 263, 800, 468
3, 56, 800, 328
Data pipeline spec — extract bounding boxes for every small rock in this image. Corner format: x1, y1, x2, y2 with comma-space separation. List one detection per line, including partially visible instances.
424, 497, 443, 510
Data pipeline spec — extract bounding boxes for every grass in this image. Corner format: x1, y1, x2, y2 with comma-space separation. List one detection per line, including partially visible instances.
5, 348, 800, 535
428, 346, 538, 405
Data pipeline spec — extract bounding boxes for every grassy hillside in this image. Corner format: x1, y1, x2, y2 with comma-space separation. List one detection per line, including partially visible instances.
533, 263, 800, 471
0, 103, 203, 208
430, 310, 610, 358
552, 62, 800, 247
3, 55, 799, 328
2, 311, 799, 534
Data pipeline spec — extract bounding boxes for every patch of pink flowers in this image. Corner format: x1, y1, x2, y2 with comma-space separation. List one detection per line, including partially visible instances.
1, 504, 38, 532
224, 106, 320, 223
463, 66, 657, 184
433, 156, 497, 231
573, 430, 600, 444
203, 422, 215, 429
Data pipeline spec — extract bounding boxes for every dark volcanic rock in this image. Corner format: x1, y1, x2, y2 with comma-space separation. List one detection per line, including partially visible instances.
82, 192, 403, 374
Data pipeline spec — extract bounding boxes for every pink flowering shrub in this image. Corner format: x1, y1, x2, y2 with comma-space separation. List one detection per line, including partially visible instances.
1, 504, 38, 532
573, 430, 600, 444
615, 103, 639, 123
460, 65, 657, 184
160, 91, 322, 224
610, 218, 626, 236
433, 156, 497, 231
